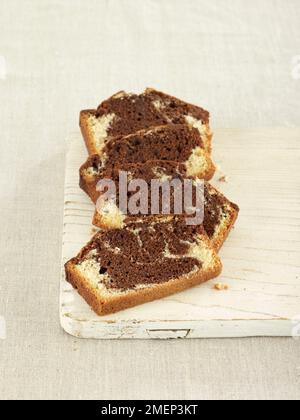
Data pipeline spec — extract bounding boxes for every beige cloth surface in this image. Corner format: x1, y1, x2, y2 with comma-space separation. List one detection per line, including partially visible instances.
0, 0, 300, 400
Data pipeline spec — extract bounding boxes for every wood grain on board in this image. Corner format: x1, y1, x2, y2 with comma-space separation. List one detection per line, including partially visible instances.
61, 128, 300, 339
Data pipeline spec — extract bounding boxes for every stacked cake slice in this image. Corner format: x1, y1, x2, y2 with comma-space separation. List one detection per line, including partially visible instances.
80, 88, 213, 153
65, 88, 239, 315
80, 159, 238, 251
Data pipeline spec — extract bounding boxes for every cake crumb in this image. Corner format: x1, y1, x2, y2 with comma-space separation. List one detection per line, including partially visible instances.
218, 175, 228, 183
214, 283, 229, 291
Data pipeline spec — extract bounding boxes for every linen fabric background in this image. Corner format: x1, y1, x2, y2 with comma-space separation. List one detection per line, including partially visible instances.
0, 0, 299, 400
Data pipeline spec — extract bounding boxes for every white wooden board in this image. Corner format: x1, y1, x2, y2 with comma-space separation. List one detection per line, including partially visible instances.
61, 128, 300, 339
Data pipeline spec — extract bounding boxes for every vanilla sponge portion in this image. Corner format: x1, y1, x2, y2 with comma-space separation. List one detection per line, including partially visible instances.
186, 147, 211, 177
87, 113, 116, 152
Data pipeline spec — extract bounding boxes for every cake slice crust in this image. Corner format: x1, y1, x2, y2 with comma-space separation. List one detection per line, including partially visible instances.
203, 183, 239, 251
